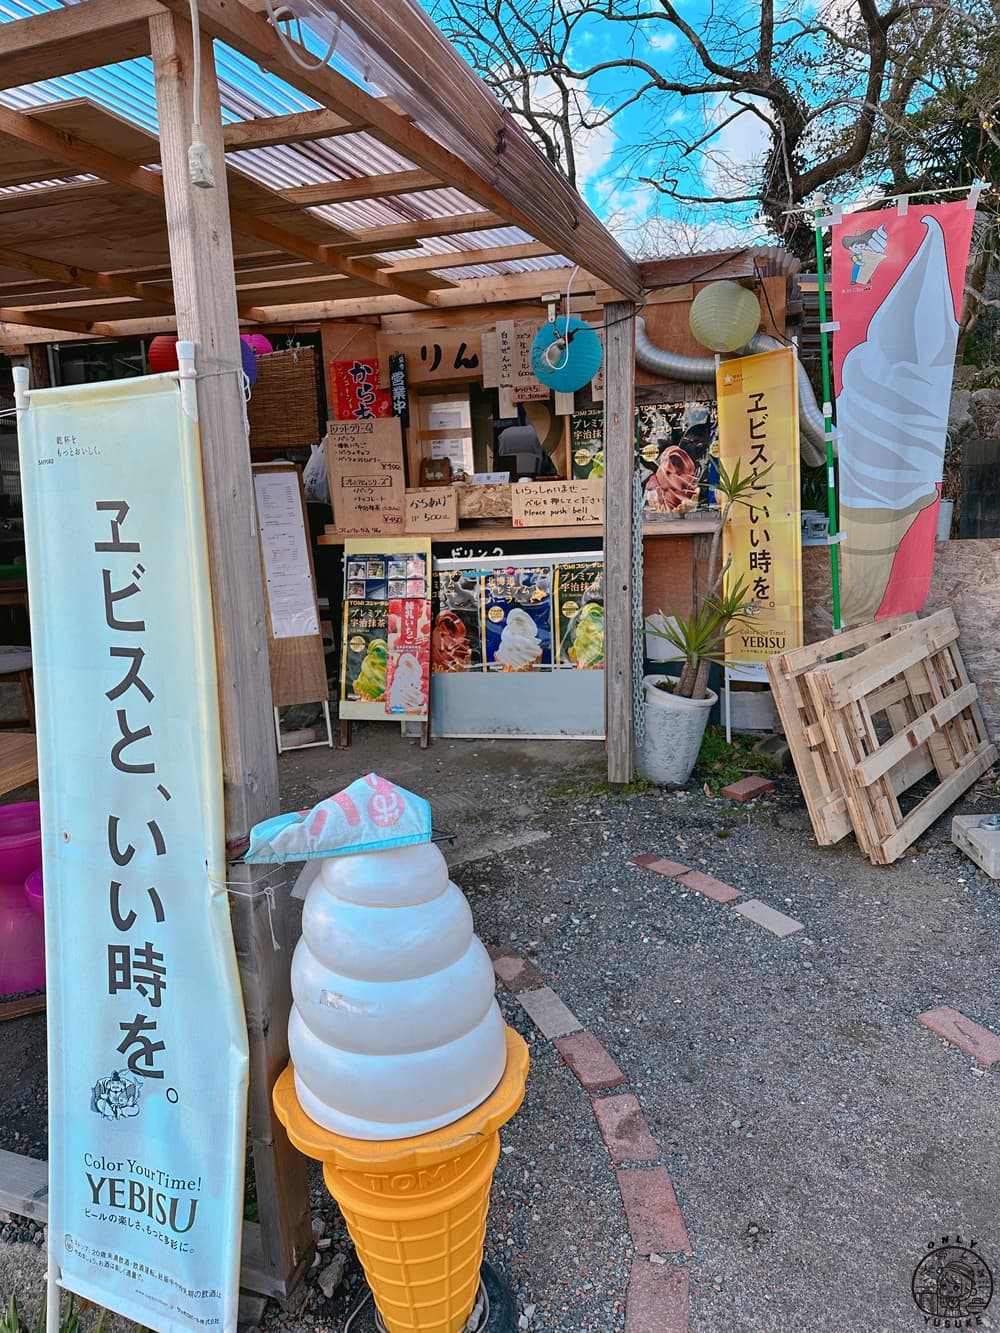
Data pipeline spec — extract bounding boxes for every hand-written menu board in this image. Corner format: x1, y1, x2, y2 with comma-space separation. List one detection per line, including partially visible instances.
325, 417, 405, 535
511, 478, 604, 527
405, 486, 458, 534
253, 469, 319, 639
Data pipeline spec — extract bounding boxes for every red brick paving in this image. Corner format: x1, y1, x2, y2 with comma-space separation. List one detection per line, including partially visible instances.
553, 1030, 626, 1091
674, 868, 742, 904
489, 949, 546, 992
617, 1167, 691, 1255
592, 1093, 660, 1164
625, 1261, 690, 1333
917, 1006, 1000, 1067
631, 854, 690, 877
720, 775, 775, 802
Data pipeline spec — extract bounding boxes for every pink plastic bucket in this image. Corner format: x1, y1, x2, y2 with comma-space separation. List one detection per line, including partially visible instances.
0, 802, 41, 884
0, 802, 44, 994
24, 868, 43, 918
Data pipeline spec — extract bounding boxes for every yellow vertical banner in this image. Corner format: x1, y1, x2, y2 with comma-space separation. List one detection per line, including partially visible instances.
717, 347, 802, 666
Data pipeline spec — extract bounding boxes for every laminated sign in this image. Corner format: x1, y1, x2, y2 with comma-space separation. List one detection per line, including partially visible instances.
17, 375, 248, 1333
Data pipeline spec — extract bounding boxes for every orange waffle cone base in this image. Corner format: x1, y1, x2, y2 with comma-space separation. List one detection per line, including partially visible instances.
274, 1025, 529, 1333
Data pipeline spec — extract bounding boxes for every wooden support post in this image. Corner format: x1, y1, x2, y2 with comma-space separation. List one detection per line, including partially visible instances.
150, 12, 312, 1298
603, 301, 637, 786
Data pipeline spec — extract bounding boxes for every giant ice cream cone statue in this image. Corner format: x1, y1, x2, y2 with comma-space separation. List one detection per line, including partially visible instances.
248, 775, 528, 1333
837, 215, 960, 623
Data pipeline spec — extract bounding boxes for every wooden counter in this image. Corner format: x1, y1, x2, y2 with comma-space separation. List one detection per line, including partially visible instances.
318, 514, 721, 545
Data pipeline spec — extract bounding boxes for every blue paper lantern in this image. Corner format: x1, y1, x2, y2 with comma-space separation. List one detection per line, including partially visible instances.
240, 337, 258, 387
530, 316, 603, 392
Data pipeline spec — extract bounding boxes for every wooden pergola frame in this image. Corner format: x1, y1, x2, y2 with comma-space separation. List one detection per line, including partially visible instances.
0, 0, 643, 1300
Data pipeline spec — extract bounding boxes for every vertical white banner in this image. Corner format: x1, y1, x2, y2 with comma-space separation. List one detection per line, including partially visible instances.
17, 375, 249, 1333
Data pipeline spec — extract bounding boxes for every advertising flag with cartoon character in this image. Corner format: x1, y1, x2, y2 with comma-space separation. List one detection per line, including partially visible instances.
831, 200, 975, 622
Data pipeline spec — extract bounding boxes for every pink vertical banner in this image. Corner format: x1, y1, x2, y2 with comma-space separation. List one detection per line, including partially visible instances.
831, 200, 974, 623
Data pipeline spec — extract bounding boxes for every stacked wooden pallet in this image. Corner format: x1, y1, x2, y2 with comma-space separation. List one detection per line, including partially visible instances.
766, 609, 997, 865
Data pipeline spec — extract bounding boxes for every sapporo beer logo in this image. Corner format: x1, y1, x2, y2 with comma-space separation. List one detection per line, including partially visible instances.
912, 1236, 993, 1326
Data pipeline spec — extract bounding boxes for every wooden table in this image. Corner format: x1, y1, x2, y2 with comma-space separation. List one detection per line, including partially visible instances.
0, 732, 37, 795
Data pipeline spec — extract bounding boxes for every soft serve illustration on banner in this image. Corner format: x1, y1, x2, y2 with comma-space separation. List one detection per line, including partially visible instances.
831, 202, 975, 623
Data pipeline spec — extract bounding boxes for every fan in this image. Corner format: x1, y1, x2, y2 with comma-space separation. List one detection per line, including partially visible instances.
530, 315, 603, 392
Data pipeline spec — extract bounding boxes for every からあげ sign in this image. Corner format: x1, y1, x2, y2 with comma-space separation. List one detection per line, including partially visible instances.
405, 487, 459, 534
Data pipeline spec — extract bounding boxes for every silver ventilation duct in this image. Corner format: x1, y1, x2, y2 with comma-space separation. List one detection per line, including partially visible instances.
634, 317, 830, 469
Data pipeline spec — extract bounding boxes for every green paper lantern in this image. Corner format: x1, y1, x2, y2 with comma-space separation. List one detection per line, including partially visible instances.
688, 281, 761, 352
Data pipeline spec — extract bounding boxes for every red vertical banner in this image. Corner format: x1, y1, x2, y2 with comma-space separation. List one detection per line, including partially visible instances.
386, 597, 431, 717
331, 359, 392, 420
830, 200, 975, 623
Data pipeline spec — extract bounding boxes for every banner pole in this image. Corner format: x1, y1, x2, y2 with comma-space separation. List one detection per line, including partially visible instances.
813, 208, 843, 631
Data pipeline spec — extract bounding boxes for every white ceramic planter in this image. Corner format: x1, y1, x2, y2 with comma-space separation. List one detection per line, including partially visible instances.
636, 675, 717, 786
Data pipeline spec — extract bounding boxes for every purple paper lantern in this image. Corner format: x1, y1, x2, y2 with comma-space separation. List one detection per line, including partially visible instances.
240, 337, 258, 388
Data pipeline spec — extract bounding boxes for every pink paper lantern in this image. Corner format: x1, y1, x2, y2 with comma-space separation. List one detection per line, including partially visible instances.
241, 333, 273, 356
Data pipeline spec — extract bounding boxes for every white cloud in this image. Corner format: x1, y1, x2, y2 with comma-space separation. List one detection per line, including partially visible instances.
598, 177, 766, 256
516, 74, 617, 190
645, 29, 677, 52
700, 94, 771, 198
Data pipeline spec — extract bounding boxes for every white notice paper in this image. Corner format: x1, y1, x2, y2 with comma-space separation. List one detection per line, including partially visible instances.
253, 470, 320, 638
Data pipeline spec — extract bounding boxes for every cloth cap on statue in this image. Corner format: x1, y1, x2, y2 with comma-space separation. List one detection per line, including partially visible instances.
244, 774, 432, 862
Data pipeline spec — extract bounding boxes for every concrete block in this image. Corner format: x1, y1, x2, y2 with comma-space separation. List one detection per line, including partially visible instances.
733, 898, 803, 937
952, 815, 1000, 879
516, 985, 582, 1039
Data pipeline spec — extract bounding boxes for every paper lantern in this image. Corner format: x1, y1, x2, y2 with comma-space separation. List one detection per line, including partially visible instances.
530, 316, 603, 392
240, 337, 258, 388
688, 280, 761, 352
241, 333, 273, 356
147, 335, 179, 373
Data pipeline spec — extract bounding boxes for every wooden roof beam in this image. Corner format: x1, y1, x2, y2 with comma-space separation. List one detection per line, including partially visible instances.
223, 108, 357, 150
0, 0, 161, 92
344, 211, 507, 250
0, 100, 439, 308
247, 265, 604, 322
0, 305, 111, 336
281, 169, 441, 207
0, 245, 174, 309
153, 0, 644, 301
385, 241, 556, 274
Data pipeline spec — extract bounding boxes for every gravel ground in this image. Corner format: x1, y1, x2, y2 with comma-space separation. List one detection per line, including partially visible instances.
2, 723, 999, 1332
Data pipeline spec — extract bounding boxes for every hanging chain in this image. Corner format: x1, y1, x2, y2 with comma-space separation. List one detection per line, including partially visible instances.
631, 468, 645, 747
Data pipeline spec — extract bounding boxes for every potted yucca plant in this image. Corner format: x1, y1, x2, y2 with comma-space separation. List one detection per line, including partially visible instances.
637, 457, 767, 785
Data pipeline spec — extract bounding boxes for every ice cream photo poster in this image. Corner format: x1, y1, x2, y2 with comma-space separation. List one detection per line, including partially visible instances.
385, 598, 431, 715
831, 201, 975, 623
484, 567, 553, 672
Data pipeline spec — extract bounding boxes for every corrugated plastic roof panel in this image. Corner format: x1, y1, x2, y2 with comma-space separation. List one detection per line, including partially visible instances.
0, 0, 574, 280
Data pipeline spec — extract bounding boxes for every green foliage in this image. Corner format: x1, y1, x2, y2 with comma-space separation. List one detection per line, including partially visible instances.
695, 727, 781, 794
646, 578, 752, 673
0, 1294, 105, 1333
800, 463, 829, 513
